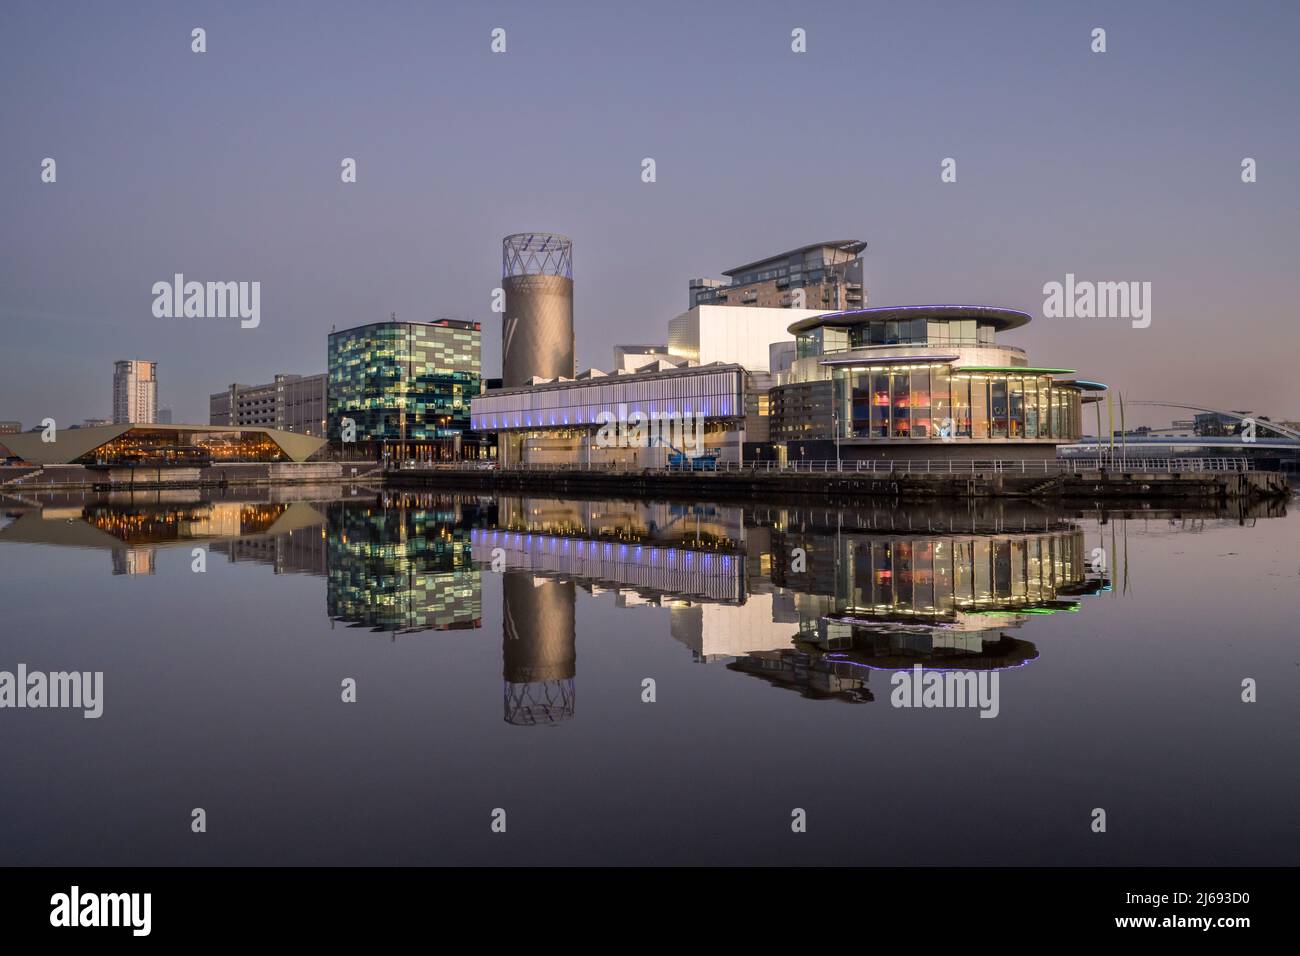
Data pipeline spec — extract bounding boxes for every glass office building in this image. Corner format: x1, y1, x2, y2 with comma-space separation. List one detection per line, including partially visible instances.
770, 305, 1102, 459
327, 319, 483, 460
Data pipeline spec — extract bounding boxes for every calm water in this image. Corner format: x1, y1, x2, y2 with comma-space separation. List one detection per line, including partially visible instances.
0, 486, 1296, 866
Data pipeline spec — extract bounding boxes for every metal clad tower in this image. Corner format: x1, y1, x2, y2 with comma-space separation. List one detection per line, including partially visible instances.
501, 233, 574, 387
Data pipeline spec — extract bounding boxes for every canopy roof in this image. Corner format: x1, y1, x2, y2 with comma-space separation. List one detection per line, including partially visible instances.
0, 423, 326, 465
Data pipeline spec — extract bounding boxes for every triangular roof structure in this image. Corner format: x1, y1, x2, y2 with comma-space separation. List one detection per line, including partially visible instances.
0, 423, 326, 465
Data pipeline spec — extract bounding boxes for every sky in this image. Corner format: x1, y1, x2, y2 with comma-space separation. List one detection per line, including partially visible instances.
1, 0, 1297, 427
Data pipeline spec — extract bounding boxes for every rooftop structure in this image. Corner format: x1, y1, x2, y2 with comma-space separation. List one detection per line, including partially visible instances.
690, 239, 867, 311
667, 304, 826, 372
613, 344, 676, 373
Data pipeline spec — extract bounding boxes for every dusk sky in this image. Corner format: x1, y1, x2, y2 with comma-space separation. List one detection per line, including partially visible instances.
2, 0, 1297, 427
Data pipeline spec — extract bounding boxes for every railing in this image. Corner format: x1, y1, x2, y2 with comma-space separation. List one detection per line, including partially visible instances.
706, 457, 1255, 475
391, 457, 1255, 476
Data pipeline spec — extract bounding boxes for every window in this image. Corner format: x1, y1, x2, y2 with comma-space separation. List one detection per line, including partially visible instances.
1008, 377, 1026, 438
951, 375, 971, 437
910, 368, 931, 438
930, 366, 950, 439
891, 371, 910, 437
971, 376, 989, 439
871, 371, 889, 438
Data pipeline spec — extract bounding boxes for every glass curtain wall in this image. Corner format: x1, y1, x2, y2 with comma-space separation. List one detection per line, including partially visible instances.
830, 367, 1081, 441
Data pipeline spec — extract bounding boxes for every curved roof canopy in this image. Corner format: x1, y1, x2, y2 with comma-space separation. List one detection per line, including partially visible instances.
0, 423, 326, 465
788, 305, 1032, 336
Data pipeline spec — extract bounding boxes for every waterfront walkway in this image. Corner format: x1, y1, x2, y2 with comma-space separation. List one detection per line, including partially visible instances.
386, 457, 1290, 502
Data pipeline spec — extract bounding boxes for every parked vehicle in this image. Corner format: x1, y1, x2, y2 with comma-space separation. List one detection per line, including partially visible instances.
667, 447, 720, 471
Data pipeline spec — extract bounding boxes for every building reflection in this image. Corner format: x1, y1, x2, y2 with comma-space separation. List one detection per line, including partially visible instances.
0, 496, 320, 575
474, 498, 1111, 708
5, 490, 1283, 716
502, 570, 576, 725
112, 547, 156, 576
325, 495, 483, 635
724, 513, 1105, 701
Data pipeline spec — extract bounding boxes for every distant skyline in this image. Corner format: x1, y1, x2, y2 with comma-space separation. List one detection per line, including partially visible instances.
2, 0, 1298, 427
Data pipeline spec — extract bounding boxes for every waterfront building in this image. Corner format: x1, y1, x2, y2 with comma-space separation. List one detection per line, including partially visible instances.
768, 305, 1105, 461
501, 233, 574, 387
327, 318, 483, 460
0, 423, 325, 465
0, 421, 20, 435
470, 361, 759, 468
1193, 411, 1253, 437
112, 359, 157, 424
210, 373, 328, 437
688, 240, 866, 311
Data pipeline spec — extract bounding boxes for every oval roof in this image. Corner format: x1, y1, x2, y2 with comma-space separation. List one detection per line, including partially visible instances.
787, 305, 1032, 335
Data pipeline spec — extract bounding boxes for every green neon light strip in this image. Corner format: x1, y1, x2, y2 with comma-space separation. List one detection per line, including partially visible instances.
953, 366, 1076, 374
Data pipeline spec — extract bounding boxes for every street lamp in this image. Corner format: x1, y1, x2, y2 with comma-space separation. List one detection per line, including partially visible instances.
832, 375, 842, 471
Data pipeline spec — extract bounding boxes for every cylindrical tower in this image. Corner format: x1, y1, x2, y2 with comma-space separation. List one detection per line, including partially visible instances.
502, 570, 576, 726
501, 232, 574, 388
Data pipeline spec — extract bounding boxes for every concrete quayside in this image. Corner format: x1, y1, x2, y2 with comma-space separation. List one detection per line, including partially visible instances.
385, 458, 1291, 503
1, 457, 1289, 502
0, 461, 380, 493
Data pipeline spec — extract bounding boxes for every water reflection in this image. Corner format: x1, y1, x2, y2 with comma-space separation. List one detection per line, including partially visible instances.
0, 488, 1286, 721
502, 571, 576, 725
325, 498, 483, 634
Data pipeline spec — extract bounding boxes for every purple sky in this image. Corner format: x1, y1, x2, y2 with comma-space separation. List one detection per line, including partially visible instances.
2, 0, 1297, 427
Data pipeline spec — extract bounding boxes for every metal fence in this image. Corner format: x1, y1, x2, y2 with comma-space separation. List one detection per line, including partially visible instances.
705, 457, 1256, 475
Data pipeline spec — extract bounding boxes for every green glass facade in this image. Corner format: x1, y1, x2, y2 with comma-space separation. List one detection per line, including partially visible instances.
328, 319, 482, 457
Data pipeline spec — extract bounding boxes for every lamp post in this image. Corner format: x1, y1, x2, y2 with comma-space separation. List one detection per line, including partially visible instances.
832, 374, 842, 471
